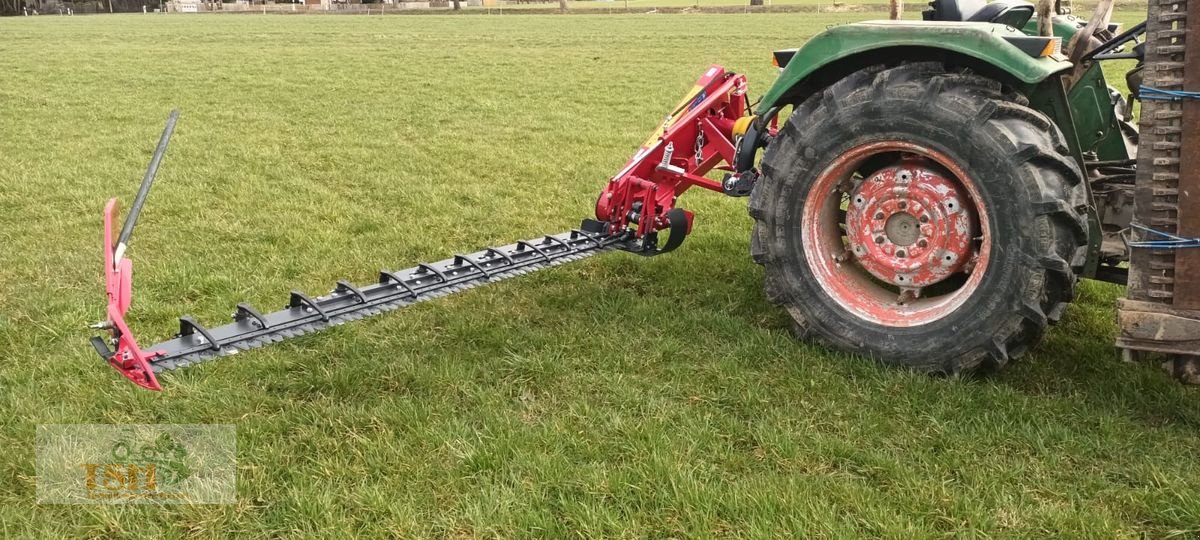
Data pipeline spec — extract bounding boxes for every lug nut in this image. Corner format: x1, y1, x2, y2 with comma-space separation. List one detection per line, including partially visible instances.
919, 215, 929, 223
898, 202, 907, 210
896, 250, 906, 258
918, 239, 928, 248
874, 212, 885, 220
875, 236, 885, 245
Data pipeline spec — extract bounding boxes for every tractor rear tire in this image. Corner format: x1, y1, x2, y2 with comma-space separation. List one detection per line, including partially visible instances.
748, 63, 1089, 374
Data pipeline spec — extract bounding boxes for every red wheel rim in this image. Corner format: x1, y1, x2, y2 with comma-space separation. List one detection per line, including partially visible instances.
802, 141, 991, 327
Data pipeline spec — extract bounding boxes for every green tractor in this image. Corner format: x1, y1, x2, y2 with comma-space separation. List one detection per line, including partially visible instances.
732, 0, 1196, 374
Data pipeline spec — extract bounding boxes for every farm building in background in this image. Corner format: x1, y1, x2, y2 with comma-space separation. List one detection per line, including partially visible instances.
164, 0, 485, 11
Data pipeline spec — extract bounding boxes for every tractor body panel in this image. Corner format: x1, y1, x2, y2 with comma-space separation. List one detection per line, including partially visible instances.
1018, 14, 1132, 162
755, 20, 1073, 115
1020, 13, 1089, 42
1066, 62, 1132, 161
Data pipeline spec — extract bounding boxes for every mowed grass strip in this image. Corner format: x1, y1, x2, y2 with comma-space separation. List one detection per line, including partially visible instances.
3, 10, 1200, 539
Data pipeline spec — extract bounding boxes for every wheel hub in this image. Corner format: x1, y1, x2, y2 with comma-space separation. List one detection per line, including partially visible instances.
884, 212, 921, 246
846, 159, 976, 288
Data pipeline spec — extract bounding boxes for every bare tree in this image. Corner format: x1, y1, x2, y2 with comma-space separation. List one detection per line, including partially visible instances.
559, 0, 566, 10
889, 0, 901, 19
452, 0, 460, 9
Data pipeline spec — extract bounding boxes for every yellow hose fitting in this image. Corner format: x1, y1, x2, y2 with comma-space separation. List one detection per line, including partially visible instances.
732, 115, 756, 138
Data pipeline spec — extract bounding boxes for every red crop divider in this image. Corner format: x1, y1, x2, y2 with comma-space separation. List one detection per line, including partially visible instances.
99, 199, 163, 391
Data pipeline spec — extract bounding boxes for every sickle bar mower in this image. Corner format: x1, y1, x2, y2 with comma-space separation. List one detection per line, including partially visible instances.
92, 67, 757, 390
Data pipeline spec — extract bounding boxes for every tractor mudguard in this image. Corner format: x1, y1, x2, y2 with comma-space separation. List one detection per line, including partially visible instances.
1021, 13, 1090, 43
754, 20, 1074, 117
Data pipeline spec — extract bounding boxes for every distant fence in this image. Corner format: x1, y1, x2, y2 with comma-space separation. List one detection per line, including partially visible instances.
4, 0, 1145, 16
162, 1, 891, 13
3, 0, 166, 15
164, 0, 491, 12
4, 1, 886, 15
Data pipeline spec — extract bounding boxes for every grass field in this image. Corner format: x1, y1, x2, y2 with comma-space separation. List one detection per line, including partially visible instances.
5, 9, 1200, 539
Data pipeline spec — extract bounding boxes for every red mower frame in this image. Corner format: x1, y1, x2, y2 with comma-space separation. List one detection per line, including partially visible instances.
594, 66, 766, 253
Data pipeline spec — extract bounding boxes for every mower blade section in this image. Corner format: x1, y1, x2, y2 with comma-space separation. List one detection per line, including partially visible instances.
143, 230, 619, 376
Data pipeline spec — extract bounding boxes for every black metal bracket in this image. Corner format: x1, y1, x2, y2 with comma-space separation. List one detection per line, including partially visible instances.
721, 169, 758, 197
379, 270, 419, 299
90, 336, 115, 361
541, 235, 572, 252
485, 247, 514, 265
414, 263, 447, 284
657, 208, 689, 254
1083, 20, 1146, 62
235, 302, 270, 329
570, 229, 603, 248
580, 218, 607, 234
618, 208, 689, 257
179, 316, 221, 350
516, 240, 551, 263
453, 254, 491, 280
289, 290, 329, 321
335, 280, 367, 303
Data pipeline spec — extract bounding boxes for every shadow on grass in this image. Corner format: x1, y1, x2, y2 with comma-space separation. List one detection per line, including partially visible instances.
996, 340, 1200, 431
671, 234, 1200, 432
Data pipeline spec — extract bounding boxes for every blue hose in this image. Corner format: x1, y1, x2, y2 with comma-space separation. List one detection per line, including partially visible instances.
1138, 85, 1200, 101
1128, 223, 1200, 250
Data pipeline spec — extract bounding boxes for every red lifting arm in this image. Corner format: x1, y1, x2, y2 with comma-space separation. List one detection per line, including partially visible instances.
594, 66, 751, 254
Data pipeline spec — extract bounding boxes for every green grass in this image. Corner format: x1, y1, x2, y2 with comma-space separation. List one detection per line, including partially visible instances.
4, 10, 1200, 539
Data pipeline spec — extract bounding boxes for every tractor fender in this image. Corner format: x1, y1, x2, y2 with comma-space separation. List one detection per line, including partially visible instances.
755, 21, 1074, 116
